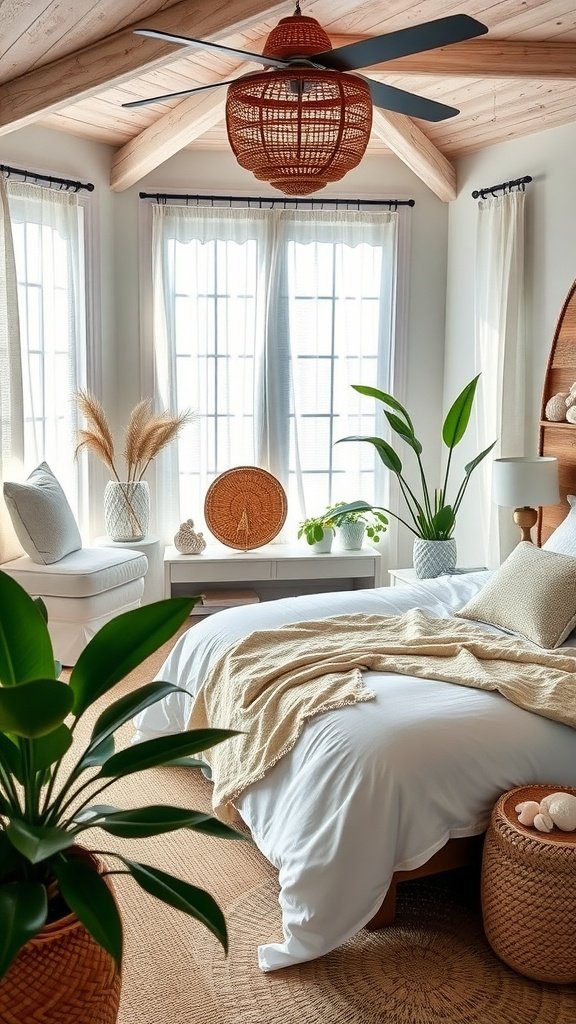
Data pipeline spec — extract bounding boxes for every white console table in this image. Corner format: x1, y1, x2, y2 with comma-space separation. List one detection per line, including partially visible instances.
164, 544, 379, 611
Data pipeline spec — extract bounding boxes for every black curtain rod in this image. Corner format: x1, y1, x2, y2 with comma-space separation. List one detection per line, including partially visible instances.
472, 175, 532, 200
139, 192, 415, 209
0, 163, 94, 193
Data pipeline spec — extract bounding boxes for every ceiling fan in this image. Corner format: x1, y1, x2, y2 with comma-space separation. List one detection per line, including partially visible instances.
123, 2, 488, 195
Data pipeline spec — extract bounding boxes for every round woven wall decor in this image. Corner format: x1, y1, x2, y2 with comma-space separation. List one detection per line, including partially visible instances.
204, 467, 287, 550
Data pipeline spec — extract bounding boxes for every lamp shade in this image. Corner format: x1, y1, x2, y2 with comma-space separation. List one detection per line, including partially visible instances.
492, 457, 560, 508
225, 14, 373, 196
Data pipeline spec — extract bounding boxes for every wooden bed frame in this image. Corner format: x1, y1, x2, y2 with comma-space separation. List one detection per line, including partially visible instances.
367, 834, 484, 928
368, 277, 576, 928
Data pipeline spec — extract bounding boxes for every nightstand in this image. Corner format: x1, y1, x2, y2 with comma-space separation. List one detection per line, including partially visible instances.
388, 567, 418, 586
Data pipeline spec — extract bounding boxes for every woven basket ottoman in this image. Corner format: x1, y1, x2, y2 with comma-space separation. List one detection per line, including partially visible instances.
481, 785, 576, 984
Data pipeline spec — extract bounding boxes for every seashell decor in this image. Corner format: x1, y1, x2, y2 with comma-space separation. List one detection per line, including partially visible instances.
545, 382, 576, 422
174, 519, 207, 554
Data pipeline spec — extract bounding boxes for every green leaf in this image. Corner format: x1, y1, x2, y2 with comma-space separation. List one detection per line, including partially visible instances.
0, 680, 73, 738
6, 820, 74, 864
95, 805, 248, 841
52, 858, 123, 967
69, 598, 196, 717
77, 735, 115, 771
30, 725, 73, 772
72, 804, 119, 825
431, 505, 455, 537
464, 440, 497, 476
89, 682, 187, 751
442, 375, 480, 449
384, 412, 423, 455
98, 729, 236, 780
122, 859, 227, 952
0, 833, 21, 881
352, 385, 414, 430
33, 597, 48, 623
0, 571, 55, 686
0, 733, 23, 783
337, 436, 402, 474
0, 882, 47, 976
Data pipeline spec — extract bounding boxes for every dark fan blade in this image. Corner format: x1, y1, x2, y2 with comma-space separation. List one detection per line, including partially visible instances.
122, 79, 238, 109
361, 77, 459, 122
316, 15, 488, 71
134, 28, 290, 69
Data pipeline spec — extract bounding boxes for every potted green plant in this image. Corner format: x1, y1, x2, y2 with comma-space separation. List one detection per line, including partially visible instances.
0, 570, 241, 1023
328, 375, 495, 578
297, 514, 336, 553
329, 503, 389, 550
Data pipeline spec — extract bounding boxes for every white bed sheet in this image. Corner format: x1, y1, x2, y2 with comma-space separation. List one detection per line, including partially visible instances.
133, 572, 576, 971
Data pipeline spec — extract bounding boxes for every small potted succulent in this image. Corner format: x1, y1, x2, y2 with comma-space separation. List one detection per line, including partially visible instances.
329, 503, 389, 550
297, 513, 336, 553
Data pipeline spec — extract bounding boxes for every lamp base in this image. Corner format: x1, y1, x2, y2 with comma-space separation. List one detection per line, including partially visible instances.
513, 506, 538, 543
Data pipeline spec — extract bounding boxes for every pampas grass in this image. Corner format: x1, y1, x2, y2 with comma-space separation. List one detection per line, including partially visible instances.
75, 390, 192, 482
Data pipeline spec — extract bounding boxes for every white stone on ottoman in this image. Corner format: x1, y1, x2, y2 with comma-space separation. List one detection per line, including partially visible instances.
1, 546, 148, 666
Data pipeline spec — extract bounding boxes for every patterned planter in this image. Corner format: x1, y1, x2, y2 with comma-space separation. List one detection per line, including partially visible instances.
104, 481, 150, 541
413, 537, 457, 579
337, 521, 366, 550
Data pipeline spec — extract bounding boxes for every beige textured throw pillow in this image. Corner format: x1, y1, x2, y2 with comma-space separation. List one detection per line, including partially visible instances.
456, 541, 576, 649
3, 462, 82, 565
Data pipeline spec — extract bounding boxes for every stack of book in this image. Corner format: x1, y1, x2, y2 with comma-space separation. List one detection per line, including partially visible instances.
200, 589, 260, 607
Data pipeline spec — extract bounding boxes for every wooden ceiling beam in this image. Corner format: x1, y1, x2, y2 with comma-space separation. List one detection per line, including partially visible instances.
110, 64, 257, 191
0, 0, 288, 137
327, 37, 576, 80
371, 109, 456, 203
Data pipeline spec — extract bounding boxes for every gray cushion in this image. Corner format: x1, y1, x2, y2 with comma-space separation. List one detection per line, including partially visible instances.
456, 541, 576, 649
3, 462, 82, 565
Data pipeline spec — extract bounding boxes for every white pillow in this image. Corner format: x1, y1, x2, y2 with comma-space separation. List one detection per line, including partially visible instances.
3, 462, 82, 565
542, 495, 576, 556
456, 541, 576, 649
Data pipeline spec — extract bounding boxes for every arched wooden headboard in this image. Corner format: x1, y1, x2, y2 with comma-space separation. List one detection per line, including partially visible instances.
538, 279, 576, 545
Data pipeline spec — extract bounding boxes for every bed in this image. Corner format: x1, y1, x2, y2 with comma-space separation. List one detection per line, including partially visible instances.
133, 567, 576, 972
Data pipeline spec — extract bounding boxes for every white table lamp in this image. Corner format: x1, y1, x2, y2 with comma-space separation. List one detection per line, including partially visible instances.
492, 456, 560, 542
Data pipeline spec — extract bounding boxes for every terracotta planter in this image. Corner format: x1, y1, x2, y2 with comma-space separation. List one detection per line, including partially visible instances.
0, 853, 121, 1024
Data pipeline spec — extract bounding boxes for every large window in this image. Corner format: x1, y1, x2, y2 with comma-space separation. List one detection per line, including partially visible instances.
8, 183, 87, 522
151, 204, 401, 538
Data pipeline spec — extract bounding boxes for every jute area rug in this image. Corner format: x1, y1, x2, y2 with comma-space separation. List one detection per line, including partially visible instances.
77, 628, 576, 1024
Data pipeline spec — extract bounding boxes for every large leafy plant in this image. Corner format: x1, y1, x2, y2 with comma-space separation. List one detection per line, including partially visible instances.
0, 571, 241, 979
330, 375, 495, 540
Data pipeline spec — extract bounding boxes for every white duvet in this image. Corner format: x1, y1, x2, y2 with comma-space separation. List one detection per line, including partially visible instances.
133, 572, 576, 971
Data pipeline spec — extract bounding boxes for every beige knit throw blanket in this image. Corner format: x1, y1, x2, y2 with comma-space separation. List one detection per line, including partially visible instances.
187, 609, 576, 823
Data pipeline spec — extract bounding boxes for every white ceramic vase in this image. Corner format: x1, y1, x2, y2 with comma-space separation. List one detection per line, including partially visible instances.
104, 481, 150, 541
337, 521, 366, 551
413, 537, 457, 579
311, 528, 334, 554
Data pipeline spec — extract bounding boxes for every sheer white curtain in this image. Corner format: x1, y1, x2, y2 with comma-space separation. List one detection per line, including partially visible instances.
0, 178, 24, 562
474, 190, 526, 566
258, 209, 397, 525
7, 183, 86, 529
151, 203, 399, 545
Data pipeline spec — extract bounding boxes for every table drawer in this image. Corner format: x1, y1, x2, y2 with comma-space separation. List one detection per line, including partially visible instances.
169, 560, 273, 584
275, 556, 375, 581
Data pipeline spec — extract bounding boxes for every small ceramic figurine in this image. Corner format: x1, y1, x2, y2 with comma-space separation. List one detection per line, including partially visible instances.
174, 518, 207, 555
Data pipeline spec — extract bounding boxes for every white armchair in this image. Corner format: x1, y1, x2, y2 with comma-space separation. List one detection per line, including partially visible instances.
1, 462, 148, 665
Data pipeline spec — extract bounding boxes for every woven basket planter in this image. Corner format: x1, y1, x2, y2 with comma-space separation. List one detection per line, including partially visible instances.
413, 538, 457, 579
0, 853, 121, 1023
481, 785, 576, 984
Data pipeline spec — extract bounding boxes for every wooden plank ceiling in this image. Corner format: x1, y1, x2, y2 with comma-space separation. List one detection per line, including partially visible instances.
1, 0, 576, 200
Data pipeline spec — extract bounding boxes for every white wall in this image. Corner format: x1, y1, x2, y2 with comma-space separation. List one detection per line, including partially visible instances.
1, 128, 449, 564
444, 120, 576, 565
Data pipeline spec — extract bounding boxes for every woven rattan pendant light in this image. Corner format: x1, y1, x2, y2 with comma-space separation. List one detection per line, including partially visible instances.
225, 5, 373, 196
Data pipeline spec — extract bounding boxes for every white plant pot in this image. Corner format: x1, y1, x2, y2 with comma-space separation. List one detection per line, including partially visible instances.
104, 481, 150, 541
310, 528, 334, 554
413, 537, 457, 579
337, 521, 366, 551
